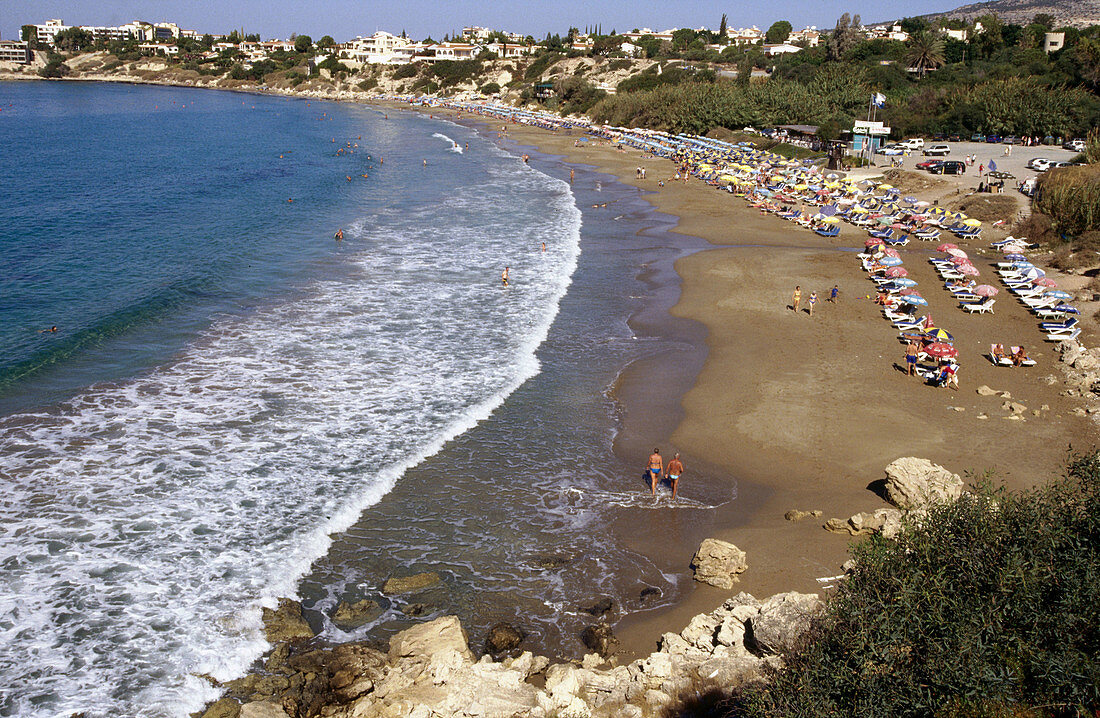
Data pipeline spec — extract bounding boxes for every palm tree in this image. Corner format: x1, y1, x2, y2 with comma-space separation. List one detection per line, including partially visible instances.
906, 31, 946, 79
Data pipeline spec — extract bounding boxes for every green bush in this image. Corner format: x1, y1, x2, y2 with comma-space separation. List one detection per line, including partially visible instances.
728, 453, 1100, 717
524, 52, 561, 80
392, 63, 419, 80
480, 82, 501, 95
430, 59, 482, 88
39, 54, 70, 78
357, 77, 378, 92
1036, 164, 1100, 237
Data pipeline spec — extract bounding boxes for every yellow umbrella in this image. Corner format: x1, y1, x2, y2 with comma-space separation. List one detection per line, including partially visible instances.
962, 218, 982, 227
719, 174, 739, 183
793, 184, 809, 190
820, 216, 840, 224
770, 175, 786, 182
852, 206, 869, 214
878, 184, 894, 190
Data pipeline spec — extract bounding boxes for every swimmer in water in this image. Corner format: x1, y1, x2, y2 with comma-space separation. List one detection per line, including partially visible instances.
334, 229, 344, 241
39, 326, 59, 333
502, 267, 510, 286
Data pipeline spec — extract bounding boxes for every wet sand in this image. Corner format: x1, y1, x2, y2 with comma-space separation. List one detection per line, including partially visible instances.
486, 120, 1098, 660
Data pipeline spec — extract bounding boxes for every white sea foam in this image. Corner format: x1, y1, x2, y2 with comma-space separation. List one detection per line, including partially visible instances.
431, 132, 463, 153
0, 139, 580, 717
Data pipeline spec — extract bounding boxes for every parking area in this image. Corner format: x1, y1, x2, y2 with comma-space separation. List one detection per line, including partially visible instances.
869, 142, 1083, 194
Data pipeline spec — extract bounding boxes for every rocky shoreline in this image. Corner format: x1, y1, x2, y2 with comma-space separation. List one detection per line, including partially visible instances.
194, 459, 972, 718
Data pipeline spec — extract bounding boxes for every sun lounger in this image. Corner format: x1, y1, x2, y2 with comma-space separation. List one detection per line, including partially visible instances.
954, 292, 982, 303
1010, 346, 1037, 366
1041, 317, 1078, 332
989, 345, 1014, 366
1045, 327, 1081, 342
963, 298, 995, 314
815, 225, 840, 237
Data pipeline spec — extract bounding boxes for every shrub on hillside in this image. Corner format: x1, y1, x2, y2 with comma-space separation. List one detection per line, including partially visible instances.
392, 63, 419, 80
524, 52, 561, 80
721, 454, 1100, 717
1036, 164, 1100, 237
430, 59, 482, 88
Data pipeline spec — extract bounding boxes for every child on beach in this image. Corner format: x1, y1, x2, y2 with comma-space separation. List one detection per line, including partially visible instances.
830, 285, 839, 303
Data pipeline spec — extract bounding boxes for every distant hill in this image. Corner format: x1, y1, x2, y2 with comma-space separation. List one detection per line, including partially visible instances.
920, 0, 1100, 28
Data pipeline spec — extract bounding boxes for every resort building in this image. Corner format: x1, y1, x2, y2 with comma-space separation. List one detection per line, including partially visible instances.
943, 28, 969, 41
340, 32, 416, 64
763, 42, 803, 56
726, 27, 764, 46
138, 43, 179, 56
29, 18, 196, 46
0, 39, 31, 63
788, 27, 820, 47
482, 42, 536, 58
431, 42, 478, 60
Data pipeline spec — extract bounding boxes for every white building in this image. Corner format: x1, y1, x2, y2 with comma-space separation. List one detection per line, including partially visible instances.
788, 27, 820, 47
138, 43, 179, 56
0, 40, 31, 63
482, 41, 536, 58
727, 27, 764, 46
763, 42, 803, 56
31, 18, 195, 46
1043, 32, 1065, 53
340, 31, 416, 64
34, 19, 69, 45
432, 42, 477, 59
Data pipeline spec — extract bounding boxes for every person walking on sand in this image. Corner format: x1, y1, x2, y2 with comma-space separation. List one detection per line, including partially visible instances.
808, 291, 817, 316
667, 453, 684, 498
905, 339, 919, 376
830, 284, 839, 303
645, 448, 663, 495
792, 286, 802, 312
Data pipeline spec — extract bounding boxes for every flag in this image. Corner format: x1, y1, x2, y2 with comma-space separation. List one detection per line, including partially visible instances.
872, 92, 886, 107
989, 160, 998, 171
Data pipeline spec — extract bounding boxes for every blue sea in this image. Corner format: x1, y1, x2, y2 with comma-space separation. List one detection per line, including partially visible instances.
0, 82, 731, 717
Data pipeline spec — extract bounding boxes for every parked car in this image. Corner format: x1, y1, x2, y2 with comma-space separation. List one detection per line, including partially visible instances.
1003, 136, 1020, 144
986, 135, 1003, 143
971, 134, 986, 142
916, 159, 943, 170
877, 144, 907, 156
929, 161, 966, 175
923, 144, 951, 156
1063, 139, 1086, 152
1028, 158, 1053, 172
899, 138, 925, 150
1050, 161, 1073, 169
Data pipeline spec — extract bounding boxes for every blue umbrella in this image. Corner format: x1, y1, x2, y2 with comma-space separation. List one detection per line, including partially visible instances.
1020, 267, 1045, 281
892, 277, 918, 287
903, 195, 918, 204
879, 256, 904, 267
1003, 253, 1027, 261
1046, 290, 1073, 300
818, 205, 838, 216
901, 295, 928, 306
1054, 304, 1080, 314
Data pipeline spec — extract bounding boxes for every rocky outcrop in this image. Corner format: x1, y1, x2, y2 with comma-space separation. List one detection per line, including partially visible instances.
202, 589, 820, 718
883, 457, 964, 510
580, 622, 620, 658
824, 508, 904, 538
332, 599, 382, 629
484, 623, 526, 656
690, 538, 748, 589
261, 598, 315, 644
382, 571, 441, 595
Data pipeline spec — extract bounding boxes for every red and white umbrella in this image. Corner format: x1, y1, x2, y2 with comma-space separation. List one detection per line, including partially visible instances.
925, 342, 958, 359
958, 264, 980, 276
865, 238, 884, 247
946, 248, 968, 259
973, 284, 999, 297
1033, 277, 1057, 287
937, 243, 958, 252
899, 288, 921, 297
885, 267, 908, 278
882, 248, 901, 258
950, 255, 972, 265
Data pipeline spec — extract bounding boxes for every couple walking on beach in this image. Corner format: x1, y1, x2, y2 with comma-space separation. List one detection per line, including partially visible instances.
645, 448, 683, 498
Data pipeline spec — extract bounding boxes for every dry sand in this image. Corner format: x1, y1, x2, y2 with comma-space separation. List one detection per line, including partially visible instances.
491, 121, 1098, 658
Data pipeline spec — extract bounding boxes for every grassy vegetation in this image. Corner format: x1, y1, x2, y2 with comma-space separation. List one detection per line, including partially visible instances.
707, 453, 1100, 717
1037, 164, 1100, 237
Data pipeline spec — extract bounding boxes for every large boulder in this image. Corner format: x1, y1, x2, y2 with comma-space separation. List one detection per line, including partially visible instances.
261, 598, 314, 644
484, 622, 526, 656
883, 457, 963, 510
746, 592, 822, 655
690, 539, 748, 589
332, 599, 382, 629
388, 615, 473, 662
238, 702, 290, 718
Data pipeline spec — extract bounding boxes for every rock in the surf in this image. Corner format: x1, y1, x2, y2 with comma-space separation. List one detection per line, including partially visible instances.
382, 571, 441, 595
388, 615, 473, 662
332, 599, 382, 628
484, 622, 526, 656
583, 597, 614, 616
690, 538, 748, 589
581, 622, 620, 658
261, 598, 314, 644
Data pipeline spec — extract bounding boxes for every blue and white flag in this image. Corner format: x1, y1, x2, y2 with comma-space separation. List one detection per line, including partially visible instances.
872, 92, 886, 107
989, 159, 998, 171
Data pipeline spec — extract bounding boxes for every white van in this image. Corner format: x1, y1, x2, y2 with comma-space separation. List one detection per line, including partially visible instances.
899, 138, 925, 150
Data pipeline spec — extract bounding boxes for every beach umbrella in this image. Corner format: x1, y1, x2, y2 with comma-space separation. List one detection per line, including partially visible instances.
946, 248, 968, 259
1033, 277, 1058, 287
878, 184, 894, 190
962, 218, 982, 227
925, 328, 954, 342
925, 342, 958, 358
937, 243, 959, 252
865, 238, 885, 247
950, 255, 972, 265
1020, 267, 1045, 281
885, 267, 908, 278
879, 256, 904, 267
902, 294, 928, 306
1054, 304, 1080, 314
882, 248, 901, 257
819, 205, 838, 216
1045, 290, 1073, 300
891, 277, 918, 287
973, 285, 998, 297
1003, 253, 1027, 261
958, 264, 980, 276
915, 200, 931, 207
899, 288, 920, 296
820, 216, 840, 224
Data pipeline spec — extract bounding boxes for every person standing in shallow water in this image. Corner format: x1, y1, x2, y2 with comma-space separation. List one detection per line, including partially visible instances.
667, 453, 684, 498
646, 448, 663, 495
501, 267, 509, 286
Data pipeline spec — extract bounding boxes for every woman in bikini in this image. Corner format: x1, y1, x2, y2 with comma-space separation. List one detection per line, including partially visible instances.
645, 448, 663, 495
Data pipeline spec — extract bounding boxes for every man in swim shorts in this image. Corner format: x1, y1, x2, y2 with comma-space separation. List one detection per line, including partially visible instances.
667, 453, 684, 498
905, 339, 919, 376
646, 448, 663, 495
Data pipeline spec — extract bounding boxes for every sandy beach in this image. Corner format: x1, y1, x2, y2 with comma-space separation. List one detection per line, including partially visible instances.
469, 118, 1098, 660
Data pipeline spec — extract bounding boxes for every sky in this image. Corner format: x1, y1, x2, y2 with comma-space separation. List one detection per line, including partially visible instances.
4, 0, 962, 43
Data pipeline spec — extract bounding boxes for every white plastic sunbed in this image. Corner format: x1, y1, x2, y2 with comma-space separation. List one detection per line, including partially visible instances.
963, 298, 995, 314
989, 345, 1013, 366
